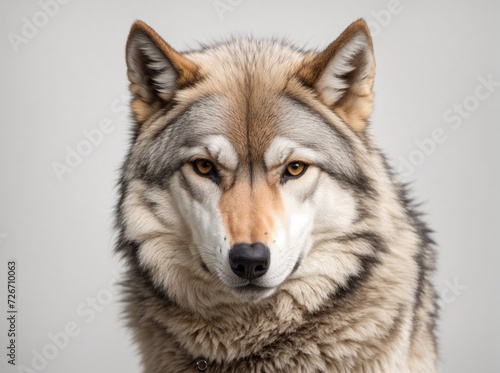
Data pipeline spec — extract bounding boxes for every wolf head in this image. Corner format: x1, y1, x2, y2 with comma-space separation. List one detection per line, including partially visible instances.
117, 20, 384, 306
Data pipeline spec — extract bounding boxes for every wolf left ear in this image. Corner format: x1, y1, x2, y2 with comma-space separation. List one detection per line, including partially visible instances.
126, 21, 199, 125
298, 19, 375, 133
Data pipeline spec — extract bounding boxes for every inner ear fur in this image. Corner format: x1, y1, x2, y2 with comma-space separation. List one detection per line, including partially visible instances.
125, 20, 199, 125
298, 19, 375, 133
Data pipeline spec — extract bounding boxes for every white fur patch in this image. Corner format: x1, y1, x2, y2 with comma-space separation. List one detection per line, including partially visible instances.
179, 135, 238, 170
205, 135, 239, 170
264, 136, 323, 168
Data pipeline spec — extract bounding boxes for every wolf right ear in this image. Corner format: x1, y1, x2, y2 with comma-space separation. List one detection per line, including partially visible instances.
126, 21, 199, 125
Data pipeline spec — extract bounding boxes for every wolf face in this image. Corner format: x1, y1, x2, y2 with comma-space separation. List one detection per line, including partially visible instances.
119, 20, 375, 303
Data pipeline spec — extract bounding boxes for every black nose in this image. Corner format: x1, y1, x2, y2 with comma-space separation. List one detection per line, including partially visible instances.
229, 242, 270, 280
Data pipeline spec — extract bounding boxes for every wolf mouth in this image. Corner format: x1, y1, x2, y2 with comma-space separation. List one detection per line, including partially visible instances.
232, 283, 275, 298
237, 283, 270, 291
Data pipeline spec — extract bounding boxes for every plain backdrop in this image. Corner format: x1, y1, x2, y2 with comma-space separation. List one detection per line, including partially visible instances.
0, 1, 498, 372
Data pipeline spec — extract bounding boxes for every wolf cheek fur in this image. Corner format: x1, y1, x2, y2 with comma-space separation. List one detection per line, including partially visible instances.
115, 18, 438, 373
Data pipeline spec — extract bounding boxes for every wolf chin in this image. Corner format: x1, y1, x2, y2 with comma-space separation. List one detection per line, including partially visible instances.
115, 19, 438, 373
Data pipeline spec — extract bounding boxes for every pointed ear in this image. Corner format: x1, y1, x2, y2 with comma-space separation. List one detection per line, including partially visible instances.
298, 19, 375, 133
126, 21, 199, 125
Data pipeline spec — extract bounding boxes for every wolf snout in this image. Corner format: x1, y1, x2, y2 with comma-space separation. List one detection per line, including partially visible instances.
229, 242, 270, 280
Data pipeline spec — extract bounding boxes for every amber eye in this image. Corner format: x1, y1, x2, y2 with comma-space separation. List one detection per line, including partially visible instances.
285, 161, 308, 178
193, 159, 214, 175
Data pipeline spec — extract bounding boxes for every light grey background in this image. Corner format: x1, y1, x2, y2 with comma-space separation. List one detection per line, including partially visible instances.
0, 0, 498, 372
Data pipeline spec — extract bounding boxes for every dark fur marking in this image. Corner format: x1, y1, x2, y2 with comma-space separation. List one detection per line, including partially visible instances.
336, 231, 389, 253
114, 236, 175, 307
328, 231, 388, 300
125, 240, 175, 306
178, 168, 204, 203
244, 65, 255, 185
290, 256, 302, 275
333, 254, 380, 300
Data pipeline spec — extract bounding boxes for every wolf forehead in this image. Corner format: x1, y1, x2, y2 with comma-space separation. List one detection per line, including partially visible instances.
138, 94, 356, 174
138, 38, 350, 152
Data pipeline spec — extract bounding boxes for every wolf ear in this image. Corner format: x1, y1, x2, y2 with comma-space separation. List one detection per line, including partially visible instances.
299, 19, 375, 133
126, 21, 199, 124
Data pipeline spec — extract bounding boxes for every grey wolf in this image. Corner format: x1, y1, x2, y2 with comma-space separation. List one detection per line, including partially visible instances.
115, 19, 438, 372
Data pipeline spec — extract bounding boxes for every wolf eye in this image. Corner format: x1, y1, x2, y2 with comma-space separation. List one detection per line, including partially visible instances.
193, 159, 215, 176
284, 161, 308, 179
